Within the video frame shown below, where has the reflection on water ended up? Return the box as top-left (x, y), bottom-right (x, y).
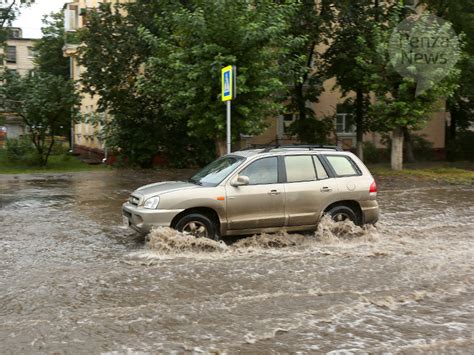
top-left (0, 170), bottom-right (473, 353)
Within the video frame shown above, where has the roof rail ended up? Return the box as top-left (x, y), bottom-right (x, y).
top-left (260, 144), bottom-right (343, 153)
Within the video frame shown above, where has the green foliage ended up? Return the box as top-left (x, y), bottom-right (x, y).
top-left (138, 0), bottom-right (287, 141)
top-left (288, 115), bottom-right (334, 144)
top-left (34, 11), bottom-right (70, 79)
top-left (279, 0), bottom-right (334, 142)
top-left (353, 3), bottom-right (462, 169)
top-left (411, 134), bottom-right (434, 161)
top-left (5, 136), bottom-right (37, 164)
top-left (0, 152), bottom-right (106, 174)
top-left (363, 141), bottom-right (389, 164)
top-left (79, 0), bottom-right (289, 167)
top-left (0, 0), bottom-right (35, 43)
top-left (364, 5), bottom-right (461, 132)
top-left (0, 71), bottom-right (80, 166)
top-left (422, 0), bottom-right (474, 142)
top-left (323, 0), bottom-right (383, 142)
top-left (446, 131), bottom-right (474, 162)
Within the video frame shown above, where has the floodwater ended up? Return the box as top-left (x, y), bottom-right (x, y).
top-left (0, 170), bottom-right (472, 354)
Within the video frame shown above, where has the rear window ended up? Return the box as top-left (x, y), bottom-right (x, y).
top-left (285, 156), bottom-right (316, 183)
top-left (325, 155), bottom-right (361, 177)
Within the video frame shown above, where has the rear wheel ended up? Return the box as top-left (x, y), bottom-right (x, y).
top-left (174, 213), bottom-right (219, 240)
top-left (326, 205), bottom-right (360, 225)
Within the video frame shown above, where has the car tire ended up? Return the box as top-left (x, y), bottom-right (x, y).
top-left (326, 205), bottom-right (361, 225)
top-left (174, 213), bottom-right (220, 240)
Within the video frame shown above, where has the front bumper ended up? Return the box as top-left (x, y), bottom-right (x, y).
top-left (360, 200), bottom-right (379, 225)
top-left (122, 202), bottom-right (184, 234)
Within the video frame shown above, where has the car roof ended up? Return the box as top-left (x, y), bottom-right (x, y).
top-left (232, 146), bottom-right (345, 158)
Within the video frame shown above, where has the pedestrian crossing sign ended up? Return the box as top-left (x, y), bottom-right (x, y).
top-left (221, 65), bottom-right (236, 101)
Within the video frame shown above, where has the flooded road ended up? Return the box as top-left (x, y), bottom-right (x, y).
top-left (0, 170), bottom-right (473, 353)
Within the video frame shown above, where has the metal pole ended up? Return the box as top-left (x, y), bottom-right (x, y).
top-left (226, 100), bottom-right (231, 154)
top-left (69, 57), bottom-right (74, 153)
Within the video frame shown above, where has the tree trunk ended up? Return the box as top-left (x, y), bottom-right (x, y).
top-left (403, 126), bottom-right (415, 163)
top-left (296, 83), bottom-right (306, 122)
top-left (355, 89), bottom-right (364, 161)
top-left (391, 127), bottom-right (404, 170)
top-left (446, 100), bottom-right (458, 161)
top-left (43, 134), bottom-right (56, 167)
top-left (448, 101), bottom-right (457, 141)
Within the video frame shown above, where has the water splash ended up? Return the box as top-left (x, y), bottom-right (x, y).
top-left (141, 215), bottom-right (380, 259)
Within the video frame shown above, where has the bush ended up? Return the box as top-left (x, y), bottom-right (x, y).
top-left (50, 140), bottom-right (70, 155)
top-left (447, 131), bottom-right (474, 162)
top-left (411, 134), bottom-right (434, 161)
top-left (288, 116), bottom-right (334, 145)
top-left (363, 141), bottom-right (389, 164)
top-left (5, 137), bottom-right (38, 164)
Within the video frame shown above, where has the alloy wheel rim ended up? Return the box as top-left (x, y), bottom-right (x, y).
top-left (333, 212), bottom-right (350, 222)
top-left (182, 221), bottom-right (208, 238)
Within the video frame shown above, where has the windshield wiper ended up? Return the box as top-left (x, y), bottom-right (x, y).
top-left (188, 178), bottom-right (202, 186)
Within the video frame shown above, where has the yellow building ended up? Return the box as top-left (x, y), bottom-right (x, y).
top-left (63, 0), bottom-right (131, 160)
top-left (0, 28), bottom-right (37, 143)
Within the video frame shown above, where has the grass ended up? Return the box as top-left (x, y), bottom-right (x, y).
top-left (0, 151), bottom-right (108, 174)
top-left (371, 163), bottom-right (474, 185)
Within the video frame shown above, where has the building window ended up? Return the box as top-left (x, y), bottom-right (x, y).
top-left (6, 46), bottom-right (16, 63)
top-left (27, 46), bottom-right (36, 58)
top-left (283, 113), bottom-right (298, 134)
top-left (336, 113), bottom-right (354, 134)
top-left (8, 28), bottom-right (22, 39)
top-left (65, 4), bottom-right (79, 32)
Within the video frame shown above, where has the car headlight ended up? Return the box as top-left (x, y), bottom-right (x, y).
top-left (143, 196), bottom-right (160, 209)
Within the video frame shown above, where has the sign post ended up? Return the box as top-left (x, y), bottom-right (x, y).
top-left (221, 65), bottom-right (236, 155)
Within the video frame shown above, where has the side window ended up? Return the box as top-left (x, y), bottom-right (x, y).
top-left (239, 157), bottom-right (278, 185)
top-left (312, 156), bottom-right (329, 180)
top-left (285, 156), bottom-right (316, 183)
top-left (325, 155), bottom-right (361, 177)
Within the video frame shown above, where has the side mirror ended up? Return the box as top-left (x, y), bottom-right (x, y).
top-left (231, 175), bottom-right (250, 187)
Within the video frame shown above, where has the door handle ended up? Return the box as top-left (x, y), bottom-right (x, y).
top-left (268, 190), bottom-right (281, 195)
top-left (320, 187), bottom-right (333, 192)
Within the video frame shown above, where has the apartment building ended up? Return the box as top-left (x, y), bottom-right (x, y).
top-left (63, 0), bottom-right (132, 159)
top-left (0, 28), bottom-right (36, 146)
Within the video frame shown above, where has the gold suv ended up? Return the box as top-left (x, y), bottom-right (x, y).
top-left (122, 145), bottom-right (379, 239)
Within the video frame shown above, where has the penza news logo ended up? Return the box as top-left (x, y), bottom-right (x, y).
top-left (388, 12), bottom-right (461, 96)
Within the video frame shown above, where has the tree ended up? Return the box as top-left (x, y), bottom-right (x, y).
top-left (0, 71), bottom-right (80, 166)
top-left (78, 2), bottom-right (165, 168)
top-left (363, 3), bottom-right (461, 170)
top-left (422, 0), bottom-right (474, 157)
top-left (280, 0), bottom-right (334, 144)
top-left (34, 11), bottom-right (70, 79)
top-left (31, 11), bottom-right (72, 144)
top-left (138, 0), bottom-right (288, 155)
top-left (323, 0), bottom-right (384, 160)
top-left (0, 0), bottom-right (34, 42)
top-left (79, 0), bottom-right (289, 166)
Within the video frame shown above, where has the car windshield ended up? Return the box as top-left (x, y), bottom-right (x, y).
top-left (189, 155), bottom-right (245, 186)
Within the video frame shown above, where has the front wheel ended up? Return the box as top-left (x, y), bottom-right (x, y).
top-left (174, 213), bottom-right (219, 240)
top-left (326, 205), bottom-right (361, 225)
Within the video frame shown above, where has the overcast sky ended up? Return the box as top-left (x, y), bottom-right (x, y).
top-left (12, 0), bottom-right (66, 39)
